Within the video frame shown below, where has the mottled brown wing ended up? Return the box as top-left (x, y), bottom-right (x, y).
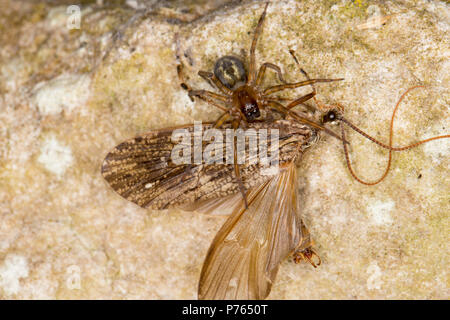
top-left (102, 121), bottom-right (313, 209)
top-left (103, 124), bottom-right (248, 209)
top-left (198, 162), bottom-right (305, 299)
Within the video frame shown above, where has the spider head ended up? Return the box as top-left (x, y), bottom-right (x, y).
top-left (241, 102), bottom-right (261, 121)
top-left (236, 88), bottom-right (260, 121)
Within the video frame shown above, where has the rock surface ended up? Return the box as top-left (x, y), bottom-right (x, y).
top-left (0, 0), bottom-right (448, 299)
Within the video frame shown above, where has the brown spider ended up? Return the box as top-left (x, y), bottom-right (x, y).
top-left (177, 2), bottom-right (344, 205)
top-left (178, 2), bottom-right (343, 134)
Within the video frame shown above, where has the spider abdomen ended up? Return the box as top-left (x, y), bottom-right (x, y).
top-left (214, 56), bottom-right (247, 90)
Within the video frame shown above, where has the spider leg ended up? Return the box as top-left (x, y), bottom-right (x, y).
top-left (263, 78), bottom-right (343, 95)
top-left (257, 51), bottom-right (316, 108)
top-left (212, 112), bottom-right (248, 206)
top-left (198, 71), bottom-right (233, 95)
top-left (213, 111), bottom-right (233, 128)
top-left (301, 68), bottom-right (343, 112)
top-left (197, 71), bottom-right (216, 90)
top-left (289, 50), bottom-right (342, 112)
top-left (176, 33), bottom-right (231, 105)
top-left (288, 49), bottom-right (318, 98)
top-left (286, 91), bottom-right (316, 110)
top-left (299, 69), bottom-right (333, 112)
top-left (232, 117), bottom-right (248, 209)
top-left (265, 100), bottom-right (347, 143)
top-left (270, 96), bottom-right (292, 102)
top-left (189, 90), bottom-right (230, 112)
top-left (255, 62), bottom-right (286, 87)
top-left (248, 2), bottom-right (270, 84)
top-left (189, 89), bottom-right (228, 102)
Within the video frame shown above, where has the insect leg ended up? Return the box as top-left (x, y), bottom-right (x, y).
top-left (255, 62), bottom-right (286, 87)
top-left (248, 2), bottom-right (270, 84)
top-left (198, 71), bottom-right (233, 96)
top-left (293, 247), bottom-right (322, 268)
top-left (292, 221), bottom-right (321, 268)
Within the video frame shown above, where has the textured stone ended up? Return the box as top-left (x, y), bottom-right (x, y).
top-left (0, 0), bottom-right (448, 299)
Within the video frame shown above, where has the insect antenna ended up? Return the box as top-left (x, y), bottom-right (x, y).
top-left (335, 85), bottom-right (449, 185)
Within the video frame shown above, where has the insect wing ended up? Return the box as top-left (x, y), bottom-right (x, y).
top-left (101, 124), bottom-right (267, 209)
top-left (102, 121), bottom-right (309, 210)
top-left (180, 193), bottom-right (243, 216)
top-left (101, 125), bottom-right (196, 208)
top-left (198, 162), bottom-right (304, 299)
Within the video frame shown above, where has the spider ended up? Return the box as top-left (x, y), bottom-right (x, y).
top-left (178, 2), bottom-right (343, 133)
top-left (176, 2), bottom-right (344, 205)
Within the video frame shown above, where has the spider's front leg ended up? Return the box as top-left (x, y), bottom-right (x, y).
top-left (210, 109), bottom-right (248, 206)
top-left (254, 62), bottom-right (286, 87)
top-left (188, 90), bottom-right (230, 112)
top-left (248, 2), bottom-right (270, 83)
